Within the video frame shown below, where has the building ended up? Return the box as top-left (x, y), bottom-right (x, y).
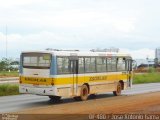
top-left (155, 48), bottom-right (160, 64)
top-left (135, 59), bottom-right (154, 68)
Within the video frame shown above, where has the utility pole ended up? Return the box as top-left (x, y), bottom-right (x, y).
top-left (6, 25), bottom-right (8, 58)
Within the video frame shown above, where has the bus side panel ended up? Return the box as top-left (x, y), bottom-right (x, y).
top-left (88, 73), bottom-right (117, 94)
top-left (76, 73), bottom-right (117, 95)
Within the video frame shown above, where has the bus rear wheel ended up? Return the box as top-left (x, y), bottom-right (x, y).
top-left (73, 96), bottom-right (81, 101)
top-left (80, 84), bottom-right (89, 101)
top-left (113, 82), bottom-right (122, 96)
top-left (89, 94), bottom-right (96, 99)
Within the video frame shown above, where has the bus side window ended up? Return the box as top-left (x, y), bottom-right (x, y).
top-left (111, 58), bottom-right (117, 72)
top-left (107, 58), bottom-right (112, 71)
top-left (117, 58), bottom-right (126, 71)
top-left (78, 57), bottom-right (84, 73)
top-left (85, 57), bottom-right (96, 73)
top-left (107, 57), bottom-right (117, 72)
top-left (96, 57), bottom-right (106, 72)
top-left (57, 57), bottom-right (70, 74)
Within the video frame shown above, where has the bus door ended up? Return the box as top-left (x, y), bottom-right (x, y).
top-left (69, 57), bottom-right (78, 96)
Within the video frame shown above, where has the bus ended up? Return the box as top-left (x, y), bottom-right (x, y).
top-left (19, 49), bottom-right (132, 101)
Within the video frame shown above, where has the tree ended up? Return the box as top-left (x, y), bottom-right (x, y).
top-left (0, 58), bottom-right (8, 71)
top-left (0, 58), bottom-right (16, 71)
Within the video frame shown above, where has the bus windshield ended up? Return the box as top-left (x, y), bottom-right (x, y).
top-left (22, 53), bottom-right (51, 69)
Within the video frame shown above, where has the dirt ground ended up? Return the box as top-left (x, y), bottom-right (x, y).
top-left (14, 92), bottom-right (160, 120)
top-left (19, 92), bottom-right (160, 114)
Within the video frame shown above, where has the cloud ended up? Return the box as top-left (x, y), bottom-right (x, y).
top-left (0, 0), bottom-right (43, 8)
top-left (0, 0), bottom-right (160, 59)
top-left (119, 48), bottom-right (155, 59)
top-left (0, 0), bottom-right (138, 32)
top-left (0, 32), bottom-right (156, 59)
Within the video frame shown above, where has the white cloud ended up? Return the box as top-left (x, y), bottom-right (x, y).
top-left (120, 48), bottom-right (155, 59)
top-left (0, 32), bottom-right (156, 59)
top-left (0, 0), bottom-right (138, 32)
top-left (0, 0), bottom-right (160, 59)
top-left (0, 0), bottom-right (43, 8)
top-left (112, 17), bottom-right (136, 33)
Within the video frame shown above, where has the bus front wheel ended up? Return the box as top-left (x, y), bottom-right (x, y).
top-left (113, 82), bottom-right (122, 96)
top-left (80, 84), bottom-right (89, 101)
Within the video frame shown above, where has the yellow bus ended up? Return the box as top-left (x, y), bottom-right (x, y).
top-left (19, 49), bottom-right (132, 101)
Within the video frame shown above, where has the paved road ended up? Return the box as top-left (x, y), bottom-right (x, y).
top-left (0, 77), bottom-right (19, 84)
top-left (0, 77), bottom-right (19, 81)
top-left (0, 83), bottom-right (159, 113)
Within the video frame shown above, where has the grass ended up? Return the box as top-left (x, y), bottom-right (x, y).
top-left (0, 84), bottom-right (19, 96)
top-left (133, 72), bottom-right (160, 84)
top-left (0, 71), bottom-right (19, 77)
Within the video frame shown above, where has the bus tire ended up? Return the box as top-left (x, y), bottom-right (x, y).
top-left (80, 84), bottom-right (89, 101)
top-left (89, 94), bottom-right (96, 99)
top-left (113, 82), bottom-right (122, 96)
top-left (49, 96), bottom-right (61, 103)
top-left (73, 96), bottom-right (81, 101)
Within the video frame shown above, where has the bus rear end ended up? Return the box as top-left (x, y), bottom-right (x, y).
top-left (19, 52), bottom-right (55, 96)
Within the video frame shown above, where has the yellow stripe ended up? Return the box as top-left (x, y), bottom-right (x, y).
top-left (20, 73), bottom-right (130, 85)
top-left (20, 76), bottom-right (52, 85)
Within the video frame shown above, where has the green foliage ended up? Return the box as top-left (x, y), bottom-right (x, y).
top-left (133, 72), bottom-right (160, 84)
top-left (0, 58), bottom-right (9, 71)
top-left (0, 84), bottom-right (19, 96)
top-left (148, 67), bottom-right (155, 73)
top-left (0, 58), bottom-right (19, 71)
top-left (0, 71), bottom-right (19, 77)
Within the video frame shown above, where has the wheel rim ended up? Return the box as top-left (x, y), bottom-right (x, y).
top-left (83, 88), bottom-right (87, 96)
top-left (81, 85), bottom-right (89, 100)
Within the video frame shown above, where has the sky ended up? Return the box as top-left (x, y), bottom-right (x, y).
top-left (0, 0), bottom-right (160, 59)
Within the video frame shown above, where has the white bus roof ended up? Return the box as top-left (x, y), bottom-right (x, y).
top-left (22, 50), bottom-right (131, 58)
